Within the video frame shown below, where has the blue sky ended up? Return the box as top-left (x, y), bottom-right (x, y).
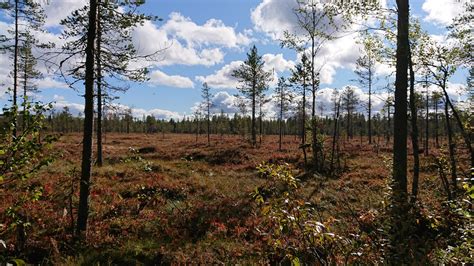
top-left (0, 0), bottom-right (470, 119)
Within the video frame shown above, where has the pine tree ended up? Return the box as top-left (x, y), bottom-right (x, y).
top-left (1, 0), bottom-right (49, 136)
top-left (201, 82), bottom-right (213, 146)
top-left (273, 77), bottom-right (292, 151)
top-left (60, 0), bottom-right (155, 166)
top-left (232, 45), bottom-right (272, 147)
top-left (290, 53), bottom-right (311, 165)
top-left (341, 86), bottom-right (359, 140)
top-left (18, 32), bottom-right (42, 130)
top-left (354, 35), bottom-right (381, 144)
top-left (76, 0), bottom-right (97, 236)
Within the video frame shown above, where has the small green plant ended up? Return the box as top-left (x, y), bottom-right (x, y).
top-left (436, 183), bottom-right (474, 264)
top-left (252, 163), bottom-right (337, 264)
top-left (0, 100), bottom-right (57, 258)
top-left (123, 147), bottom-right (153, 172)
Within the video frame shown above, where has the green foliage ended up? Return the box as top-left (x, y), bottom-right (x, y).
top-left (123, 147), bottom-right (153, 172)
top-left (436, 183), bottom-right (474, 264)
top-left (0, 101), bottom-right (57, 181)
top-left (0, 100), bottom-right (57, 259)
top-left (252, 163), bottom-right (336, 264)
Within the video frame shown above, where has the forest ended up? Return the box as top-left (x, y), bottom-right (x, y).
top-left (0, 0), bottom-right (472, 264)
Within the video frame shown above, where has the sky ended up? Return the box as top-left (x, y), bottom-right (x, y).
top-left (0, 0), bottom-right (470, 120)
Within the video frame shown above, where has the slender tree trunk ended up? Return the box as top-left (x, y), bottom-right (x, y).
top-left (408, 51), bottom-right (420, 201)
top-left (368, 75), bottom-right (372, 144)
top-left (207, 104), bottom-right (210, 146)
top-left (424, 79), bottom-right (429, 156)
top-left (22, 54), bottom-right (28, 131)
top-left (310, 7), bottom-right (320, 171)
top-left (443, 86), bottom-right (473, 168)
top-left (196, 117), bottom-right (200, 143)
top-left (279, 94), bottom-right (283, 151)
top-left (76, 0), bottom-right (98, 235)
top-left (259, 104), bottom-right (263, 145)
top-left (96, 0), bottom-right (103, 167)
top-left (302, 83), bottom-right (307, 166)
top-left (330, 99), bottom-right (340, 175)
top-left (444, 95), bottom-right (457, 192)
top-left (12, 0), bottom-right (19, 137)
top-left (387, 105), bottom-right (391, 144)
top-left (251, 90), bottom-right (256, 147)
top-left (435, 101), bottom-right (439, 148)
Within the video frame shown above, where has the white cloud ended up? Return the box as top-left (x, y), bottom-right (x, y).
top-left (128, 107), bottom-right (182, 120)
top-left (162, 12), bottom-right (252, 49)
top-left (196, 53), bottom-right (293, 89)
top-left (36, 77), bottom-right (69, 90)
top-left (251, 0), bottom-right (300, 40)
top-left (250, 0), bottom-right (358, 84)
top-left (262, 53), bottom-right (294, 73)
top-left (195, 61), bottom-right (243, 89)
top-left (42, 0), bottom-right (88, 28)
top-left (422, 0), bottom-right (467, 26)
top-left (51, 96), bottom-right (85, 116)
top-left (132, 21), bottom-right (225, 67)
top-left (132, 11), bottom-right (252, 68)
top-left (50, 97), bottom-right (183, 120)
top-left (148, 70), bottom-right (194, 89)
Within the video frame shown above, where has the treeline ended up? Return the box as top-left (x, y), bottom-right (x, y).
top-left (41, 103), bottom-right (466, 148)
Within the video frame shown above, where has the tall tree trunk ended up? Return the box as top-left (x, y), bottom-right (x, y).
top-left (96, 0), bottom-right (103, 167)
top-left (76, 0), bottom-right (98, 235)
top-left (387, 104), bottom-right (392, 144)
top-left (259, 104), bottom-right (263, 145)
top-left (310, 7), bottom-right (321, 171)
top-left (390, 0), bottom-right (409, 261)
top-left (13, 0), bottom-right (19, 137)
top-left (22, 53), bottom-right (28, 131)
top-left (279, 94), bottom-right (283, 151)
top-left (251, 90), bottom-right (256, 147)
top-left (444, 95), bottom-right (457, 192)
top-left (207, 104), bottom-right (210, 146)
top-left (330, 99), bottom-right (340, 176)
top-left (302, 82), bottom-right (307, 166)
top-left (408, 51), bottom-right (420, 202)
top-left (424, 78), bottom-right (429, 156)
top-left (443, 86), bottom-right (473, 168)
top-left (368, 67), bottom-right (372, 144)
top-left (435, 100), bottom-right (439, 148)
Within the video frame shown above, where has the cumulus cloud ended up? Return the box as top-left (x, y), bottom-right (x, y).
top-left (195, 61), bottom-right (243, 89)
top-left (251, 0), bottom-right (357, 84)
top-left (262, 53), bottom-right (294, 73)
top-left (51, 95), bottom-right (86, 116)
top-left (189, 84), bottom-right (390, 120)
top-left (132, 21), bottom-right (225, 67)
top-left (148, 70), bottom-right (194, 89)
top-left (422, 0), bottom-right (467, 26)
top-left (162, 12), bottom-right (252, 49)
top-left (196, 53), bottom-right (293, 89)
top-left (251, 0), bottom-right (300, 40)
top-left (36, 77), bottom-right (69, 90)
top-left (126, 107), bottom-right (183, 120)
top-left (251, 0), bottom-right (394, 85)
top-left (132, 11), bottom-right (252, 68)
top-left (50, 96), bottom-right (183, 120)
top-left (42, 0), bottom-right (88, 28)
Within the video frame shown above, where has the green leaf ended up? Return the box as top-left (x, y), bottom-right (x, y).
top-left (9, 259), bottom-right (27, 266)
top-left (291, 257), bottom-right (301, 266)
